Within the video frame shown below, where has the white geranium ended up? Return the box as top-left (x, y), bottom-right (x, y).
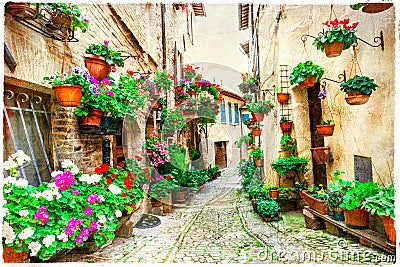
top-left (4, 176), bottom-right (17, 185)
top-left (15, 179), bottom-right (28, 187)
top-left (18, 227), bottom-right (34, 240)
top-left (3, 159), bottom-right (18, 170)
top-left (43, 235), bottom-right (56, 248)
top-left (70, 165), bottom-right (80, 175)
top-left (98, 215), bottom-right (107, 224)
top-left (61, 159), bottom-right (74, 169)
top-left (79, 174), bottom-right (90, 183)
top-left (115, 210), bottom-right (122, 218)
top-left (90, 174), bottom-right (101, 184)
top-left (47, 182), bottom-right (58, 191)
top-left (3, 208), bottom-right (10, 215)
top-left (39, 190), bottom-right (54, 201)
top-left (57, 232), bottom-right (69, 242)
top-left (4, 187), bottom-right (12, 193)
top-left (28, 241), bottom-right (41, 256)
top-left (19, 210), bottom-right (30, 217)
top-left (51, 170), bottom-right (63, 178)
top-left (108, 184), bottom-right (122, 195)
top-left (12, 150), bottom-right (31, 166)
top-left (2, 222), bottom-right (15, 244)
top-left (98, 195), bottom-right (105, 202)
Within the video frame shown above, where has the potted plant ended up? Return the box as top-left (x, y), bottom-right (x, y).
top-left (312, 18), bottom-right (358, 57)
top-left (245, 100), bottom-right (274, 122)
top-left (154, 71), bottom-right (174, 92)
top-left (249, 147), bottom-right (264, 167)
top-left (243, 93), bottom-right (253, 103)
top-left (279, 117), bottom-right (293, 132)
top-left (275, 87), bottom-right (290, 103)
top-left (300, 184), bottom-right (329, 215)
top-left (249, 123), bottom-right (262, 136)
top-left (262, 183), bottom-right (279, 199)
top-left (5, 2), bottom-right (35, 19)
top-left (243, 118), bottom-right (255, 129)
top-left (43, 67), bottom-right (91, 107)
top-left (340, 75), bottom-right (378, 105)
top-left (339, 180), bottom-right (381, 228)
top-left (176, 89), bottom-right (190, 104)
top-left (280, 135), bottom-right (297, 155)
top-left (323, 171), bottom-right (346, 221)
top-left (160, 107), bottom-right (187, 138)
top-left (317, 119), bottom-right (335, 137)
top-left (238, 75), bottom-right (258, 94)
top-left (235, 135), bottom-right (255, 149)
top-left (181, 97), bottom-right (198, 119)
top-left (362, 184), bottom-right (395, 246)
top-left (256, 198), bottom-right (281, 222)
top-left (85, 41), bottom-right (125, 82)
top-left (271, 156), bottom-right (309, 178)
top-left (350, 3), bottom-right (393, 14)
top-left (310, 146), bottom-right (330, 164)
top-left (289, 60), bottom-right (324, 88)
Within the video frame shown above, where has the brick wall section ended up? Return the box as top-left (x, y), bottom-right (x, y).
top-left (51, 105), bottom-right (103, 173)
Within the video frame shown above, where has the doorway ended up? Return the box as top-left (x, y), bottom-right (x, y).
top-left (214, 141), bottom-right (227, 169)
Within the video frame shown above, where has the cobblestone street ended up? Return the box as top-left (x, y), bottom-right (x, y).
top-left (56, 168), bottom-right (395, 264)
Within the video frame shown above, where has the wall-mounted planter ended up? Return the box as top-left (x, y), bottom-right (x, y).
top-left (251, 128), bottom-right (262, 136)
top-left (79, 108), bottom-right (103, 128)
top-left (310, 147), bottom-right (330, 164)
top-left (53, 84), bottom-right (82, 107)
top-left (252, 112), bottom-right (264, 122)
top-left (323, 41), bottom-right (344, 58)
top-left (277, 92), bottom-right (290, 103)
top-left (85, 54), bottom-right (111, 82)
top-left (298, 76), bottom-right (316, 88)
top-left (317, 124), bottom-right (335, 136)
top-left (345, 92), bottom-right (370, 105)
top-left (280, 121), bottom-right (293, 132)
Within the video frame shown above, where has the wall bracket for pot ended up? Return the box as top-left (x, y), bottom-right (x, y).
top-left (320, 70), bottom-right (346, 87)
top-left (300, 31), bottom-right (384, 51)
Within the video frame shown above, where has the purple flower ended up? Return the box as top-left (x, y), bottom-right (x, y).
top-left (65, 217), bottom-right (80, 236)
top-left (89, 76), bottom-right (99, 84)
top-left (73, 67), bottom-right (81, 75)
top-left (86, 193), bottom-right (102, 204)
top-left (106, 91), bottom-right (114, 97)
top-left (89, 220), bottom-right (98, 232)
top-left (104, 40), bottom-right (109, 46)
top-left (75, 227), bottom-right (90, 245)
top-left (71, 189), bottom-right (80, 195)
top-left (54, 171), bottom-right (75, 190)
top-left (49, 75), bottom-right (55, 80)
top-left (93, 87), bottom-right (100, 97)
top-left (83, 71), bottom-right (90, 78)
top-left (84, 206), bottom-right (93, 217)
top-left (318, 89), bottom-right (327, 99)
top-left (34, 206), bottom-right (49, 224)
top-left (101, 78), bottom-right (111, 85)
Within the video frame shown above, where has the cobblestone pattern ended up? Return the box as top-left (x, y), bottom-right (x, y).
top-left (54, 168), bottom-right (396, 264)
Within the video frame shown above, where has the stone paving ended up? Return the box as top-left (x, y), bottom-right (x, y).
top-left (55, 168), bottom-right (396, 264)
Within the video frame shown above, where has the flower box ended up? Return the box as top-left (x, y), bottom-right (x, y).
top-left (300, 190), bottom-right (329, 215)
top-left (316, 124), bottom-right (335, 136)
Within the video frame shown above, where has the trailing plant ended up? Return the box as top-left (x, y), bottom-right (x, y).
top-left (271, 156), bottom-right (309, 177)
top-left (237, 158), bottom-right (256, 190)
top-left (339, 75), bottom-right (378, 95)
top-left (85, 41), bottom-right (124, 67)
top-left (235, 135), bottom-right (255, 148)
top-left (289, 60), bottom-right (324, 85)
top-left (154, 71), bottom-right (174, 92)
top-left (238, 75), bottom-right (258, 93)
top-left (256, 198), bottom-right (280, 218)
top-left (160, 107), bottom-right (187, 136)
top-left (362, 184), bottom-right (395, 219)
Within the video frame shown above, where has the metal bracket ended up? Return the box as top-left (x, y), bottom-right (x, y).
top-left (320, 70), bottom-right (346, 87)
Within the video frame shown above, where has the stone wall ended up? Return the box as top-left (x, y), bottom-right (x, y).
top-left (255, 4), bottom-right (396, 185)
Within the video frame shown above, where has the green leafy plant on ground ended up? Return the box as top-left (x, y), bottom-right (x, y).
top-left (256, 198), bottom-right (280, 218)
top-left (362, 184), bottom-right (395, 219)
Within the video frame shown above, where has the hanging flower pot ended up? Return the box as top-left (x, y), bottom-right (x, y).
top-left (361, 3), bottom-right (393, 14)
top-left (280, 120), bottom-right (293, 132)
top-left (252, 112), bottom-right (264, 122)
top-left (381, 215), bottom-right (396, 247)
top-left (317, 124), bottom-right (335, 136)
top-left (254, 158), bottom-right (264, 167)
top-left (53, 84), bottom-right (82, 107)
top-left (269, 189), bottom-right (279, 199)
top-left (345, 92), bottom-right (370, 105)
top-left (252, 128), bottom-right (262, 136)
top-left (277, 92), bottom-right (290, 103)
top-left (79, 108), bottom-right (103, 127)
top-left (84, 54), bottom-right (112, 82)
top-left (50, 9), bottom-right (72, 32)
top-left (298, 76), bottom-right (317, 88)
top-left (310, 147), bottom-right (330, 164)
top-left (343, 208), bottom-right (369, 228)
top-left (323, 41), bottom-right (345, 58)
top-left (5, 2), bottom-right (35, 18)
top-left (100, 115), bottom-right (123, 135)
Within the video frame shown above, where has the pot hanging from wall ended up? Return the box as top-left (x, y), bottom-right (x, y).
top-left (53, 84), bottom-right (82, 107)
top-left (310, 147), bottom-right (330, 164)
top-left (345, 92), bottom-right (370, 105)
top-left (323, 41), bottom-right (344, 58)
top-left (79, 108), bottom-right (103, 128)
top-left (85, 54), bottom-right (111, 82)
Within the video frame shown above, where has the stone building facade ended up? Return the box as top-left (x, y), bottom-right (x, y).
top-left (248, 4), bottom-right (396, 186)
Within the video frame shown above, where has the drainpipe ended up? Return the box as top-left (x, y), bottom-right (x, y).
top-left (161, 3), bottom-right (167, 71)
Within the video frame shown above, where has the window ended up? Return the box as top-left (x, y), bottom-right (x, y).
top-left (220, 101), bottom-right (226, 123)
top-left (228, 102), bottom-right (232, 124)
top-left (234, 103), bottom-right (240, 124)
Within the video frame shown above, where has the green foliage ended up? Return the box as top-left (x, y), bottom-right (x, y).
top-left (160, 107), bottom-right (187, 136)
top-left (306, 184), bottom-right (326, 200)
top-left (362, 184), bottom-right (395, 219)
top-left (289, 60), bottom-right (324, 85)
top-left (262, 183), bottom-right (278, 191)
top-left (248, 182), bottom-right (266, 200)
top-left (43, 68), bottom-right (91, 87)
top-left (189, 147), bottom-right (201, 161)
top-left (243, 94), bottom-right (253, 100)
top-left (183, 170), bottom-right (210, 189)
top-left (235, 135), bottom-right (255, 148)
top-left (249, 147), bottom-right (264, 160)
top-left (237, 158), bottom-right (256, 190)
top-left (245, 100), bottom-right (274, 114)
top-left (280, 116), bottom-right (290, 123)
top-left (322, 170), bottom-right (346, 210)
top-left (312, 26), bottom-right (358, 52)
top-left (339, 181), bottom-right (381, 211)
top-left (238, 75), bottom-right (258, 93)
top-left (320, 119), bottom-right (333, 125)
top-left (256, 199), bottom-right (280, 218)
top-left (154, 71), bottom-right (173, 92)
top-left (40, 3), bottom-right (89, 33)
top-left (271, 156), bottom-right (309, 177)
top-left (278, 187), bottom-right (300, 200)
top-left (350, 3), bottom-right (363, 10)
top-left (280, 135), bottom-right (297, 153)
top-left (85, 42), bottom-right (124, 67)
top-left (340, 75), bottom-right (378, 96)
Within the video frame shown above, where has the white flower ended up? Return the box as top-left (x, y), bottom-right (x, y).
top-left (3, 159), bottom-right (18, 170)
top-left (98, 195), bottom-right (105, 202)
top-left (70, 165), bottom-right (80, 175)
top-left (19, 210), bottom-right (30, 217)
top-left (115, 210), bottom-right (122, 218)
top-left (57, 232), bottom-right (69, 242)
top-left (4, 187), bottom-right (12, 193)
top-left (11, 150), bottom-right (31, 166)
top-left (28, 241), bottom-right (41, 256)
top-left (90, 174), bottom-right (101, 184)
top-left (2, 222), bottom-right (15, 244)
top-left (43, 235), bottom-right (56, 248)
top-left (47, 182), bottom-right (58, 191)
top-left (98, 215), bottom-right (107, 224)
top-left (4, 176), bottom-right (17, 185)
top-left (61, 159), bottom-right (74, 169)
top-left (79, 174), bottom-right (90, 183)
top-left (15, 179), bottom-right (28, 187)
top-left (55, 193), bottom-right (62, 200)
top-left (18, 227), bottom-right (34, 240)
top-left (108, 184), bottom-right (122, 195)
top-left (39, 190), bottom-right (54, 201)
top-left (51, 170), bottom-right (63, 178)
top-left (3, 208), bottom-right (9, 215)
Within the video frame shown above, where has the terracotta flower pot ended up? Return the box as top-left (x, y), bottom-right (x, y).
top-left (51, 10), bottom-right (72, 31)
top-left (345, 92), bottom-right (370, 105)
top-left (176, 190), bottom-right (187, 202)
top-left (2, 245), bottom-right (29, 263)
top-left (310, 147), bottom-right (330, 164)
top-left (254, 158), bottom-right (264, 167)
top-left (252, 128), bottom-right (262, 136)
top-left (323, 41), bottom-right (344, 58)
top-left (298, 76), bottom-right (316, 88)
top-left (381, 215), bottom-right (396, 246)
top-left (85, 54), bottom-right (111, 82)
top-left (316, 124), bottom-right (335, 136)
top-left (79, 108), bottom-right (103, 127)
top-left (53, 84), bottom-right (82, 107)
top-left (5, 2), bottom-right (35, 18)
top-left (252, 112), bottom-right (264, 122)
top-left (280, 121), bottom-right (293, 132)
top-left (269, 189), bottom-right (279, 199)
top-left (343, 208), bottom-right (369, 228)
top-left (300, 190), bottom-right (329, 215)
top-left (277, 92), bottom-right (290, 103)
top-left (361, 3), bottom-right (393, 14)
